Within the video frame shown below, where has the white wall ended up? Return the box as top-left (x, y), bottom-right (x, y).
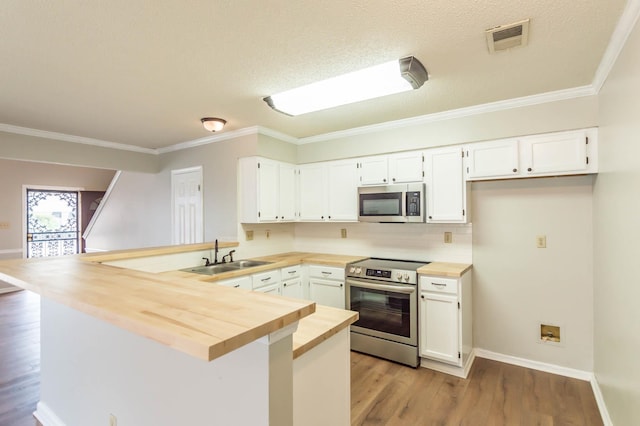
top-left (472, 176), bottom-right (594, 371)
top-left (85, 171), bottom-right (171, 251)
top-left (593, 11), bottom-right (640, 425)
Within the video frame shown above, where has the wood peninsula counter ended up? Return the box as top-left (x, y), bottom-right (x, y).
top-left (0, 243), bottom-right (361, 426)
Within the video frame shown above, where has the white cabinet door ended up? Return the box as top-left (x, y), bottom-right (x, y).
top-left (358, 156), bottom-right (388, 185)
top-left (521, 130), bottom-right (589, 176)
top-left (278, 162), bottom-right (297, 221)
top-left (282, 278), bottom-right (303, 299)
top-left (309, 278), bottom-right (345, 309)
top-left (465, 139), bottom-right (519, 180)
top-left (298, 163), bottom-right (327, 221)
top-left (388, 151), bottom-right (423, 183)
top-left (425, 147), bottom-right (467, 223)
top-left (254, 282), bottom-right (281, 295)
top-left (419, 291), bottom-right (460, 366)
top-left (327, 159), bottom-right (359, 221)
top-left (256, 158), bottom-right (280, 221)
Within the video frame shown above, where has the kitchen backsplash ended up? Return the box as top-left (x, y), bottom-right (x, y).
top-left (235, 222), bottom-right (472, 263)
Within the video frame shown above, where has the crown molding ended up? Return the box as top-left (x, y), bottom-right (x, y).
top-left (592, 0), bottom-right (640, 93)
top-left (157, 126), bottom-right (263, 154)
top-left (297, 85), bottom-right (597, 144)
top-left (0, 123), bottom-right (157, 155)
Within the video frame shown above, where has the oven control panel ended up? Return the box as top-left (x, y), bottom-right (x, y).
top-left (347, 265), bottom-right (418, 284)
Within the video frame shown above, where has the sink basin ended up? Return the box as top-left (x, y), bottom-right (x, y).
top-left (180, 260), bottom-right (273, 275)
top-left (181, 264), bottom-right (241, 275)
top-left (226, 260), bottom-right (272, 268)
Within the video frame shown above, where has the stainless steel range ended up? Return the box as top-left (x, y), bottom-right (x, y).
top-left (346, 258), bottom-right (429, 367)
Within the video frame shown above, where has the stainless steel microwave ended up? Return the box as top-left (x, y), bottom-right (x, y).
top-left (358, 183), bottom-right (425, 223)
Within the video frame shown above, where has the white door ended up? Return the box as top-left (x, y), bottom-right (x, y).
top-left (171, 167), bottom-right (203, 245)
top-left (257, 158), bottom-right (279, 221)
top-left (282, 278), bottom-right (303, 298)
top-left (298, 164), bottom-right (327, 221)
top-left (521, 131), bottom-right (589, 176)
top-left (278, 162), bottom-right (297, 221)
top-left (425, 147), bottom-right (466, 223)
top-left (419, 292), bottom-right (460, 366)
top-left (327, 159), bottom-right (359, 221)
top-left (358, 156), bottom-right (388, 185)
top-left (388, 151), bottom-right (423, 183)
top-left (465, 139), bottom-right (520, 180)
top-left (309, 278), bottom-right (345, 309)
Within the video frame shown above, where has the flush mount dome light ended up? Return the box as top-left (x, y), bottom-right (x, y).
top-left (263, 56), bottom-right (428, 116)
top-left (201, 117), bottom-right (227, 132)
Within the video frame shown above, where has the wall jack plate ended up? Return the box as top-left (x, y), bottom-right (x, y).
top-left (444, 232), bottom-right (453, 244)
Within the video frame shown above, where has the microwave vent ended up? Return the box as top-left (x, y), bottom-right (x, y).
top-left (486, 19), bottom-right (530, 53)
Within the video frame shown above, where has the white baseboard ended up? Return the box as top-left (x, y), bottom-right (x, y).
top-left (474, 348), bottom-right (612, 425)
top-left (34, 402), bottom-right (66, 426)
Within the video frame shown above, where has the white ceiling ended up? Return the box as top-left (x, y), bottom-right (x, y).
top-left (0, 1), bottom-right (630, 150)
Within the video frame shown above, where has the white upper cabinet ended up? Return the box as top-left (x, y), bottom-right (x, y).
top-left (327, 159), bottom-right (359, 221)
top-left (465, 139), bottom-right (520, 180)
top-left (358, 155), bottom-right (388, 185)
top-left (465, 128), bottom-right (597, 181)
top-left (424, 146), bottom-right (468, 223)
top-left (521, 129), bottom-right (592, 176)
top-left (238, 157), bottom-right (297, 223)
top-left (388, 151), bottom-right (424, 183)
top-left (278, 162), bottom-right (297, 221)
top-left (298, 163), bottom-right (328, 221)
top-left (358, 151), bottom-right (423, 185)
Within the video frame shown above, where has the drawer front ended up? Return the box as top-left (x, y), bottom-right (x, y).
top-left (308, 265), bottom-right (345, 280)
top-left (252, 270), bottom-right (281, 289)
top-left (420, 276), bottom-right (459, 295)
top-left (281, 265), bottom-right (301, 280)
top-left (218, 276), bottom-right (252, 290)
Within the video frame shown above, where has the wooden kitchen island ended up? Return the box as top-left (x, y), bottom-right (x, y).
top-left (0, 244), bottom-right (359, 426)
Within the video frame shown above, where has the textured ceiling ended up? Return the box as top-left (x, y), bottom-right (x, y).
top-left (0, 1), bottom-right (628, 149)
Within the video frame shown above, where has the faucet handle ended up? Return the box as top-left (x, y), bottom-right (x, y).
top-left (229, 250), bottom-right (236, 262)
top-left (202, 257), bottom-right (211, 266)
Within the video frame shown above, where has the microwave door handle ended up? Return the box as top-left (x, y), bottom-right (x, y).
top-left (402, 191), bottom-right (408, 217)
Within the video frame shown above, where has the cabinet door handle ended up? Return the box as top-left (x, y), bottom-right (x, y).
top-left (283, 283), bottom-right (287, 287)
top-left (392, 178), bottom-right (396, 182)
top-left (421, 295), bottom-right (425, 299)
top-left (234, 285), bottom-right (240, 288)
top-left (340, 283), bottom-right (343, 287)
top-left (512, 168), bottom-right (518, 173)
top-left (261, 277), bottom-right (271, 282)
top-left (527, 167), bottom-right (532, 172)
top-left (431, 282), bottom-right (446, 287)
top-left (383, 178), bottom-right (387, 182)
top-left (288, 271), bottom-right (296, 274)
top-left (321, 271), bottom-right (332, 276)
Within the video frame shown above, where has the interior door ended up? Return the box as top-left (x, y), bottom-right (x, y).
top-left (171, 167), bottom-right (203, 245)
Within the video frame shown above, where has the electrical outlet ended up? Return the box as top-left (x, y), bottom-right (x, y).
top-left (0, 222), bottom-right (9, 230)
top-left (536, 235), bottom-right (547, 248)
top-left (109, 414), bottom-right (117, 426)
top-left (340, 228), bottom-right (347, 238)
top-left (444, 232), bottom-right (452, 244)
top-left (540, 324), bottom-right (560, 343)
top-left (245, 230), bottom-right (254, 241)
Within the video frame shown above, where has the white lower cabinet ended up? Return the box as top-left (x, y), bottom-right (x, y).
top-left (308, 265), bottom-right (345, 309)
top-left (252, 269), bottom-right (281, 295)
top-left (281, 265), bottom-right (303, 299)
top-left (419, 272), bottom-right (472, 376)
top-left (216, 276), bottom-right (252, 290)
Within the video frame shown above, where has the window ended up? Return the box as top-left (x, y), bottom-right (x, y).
top-left (26, 189), bottom-right (79, 258)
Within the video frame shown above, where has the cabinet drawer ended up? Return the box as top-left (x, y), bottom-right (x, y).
top-left (217, 276), bottom-right (252, 290)
top-left (281, 265), bottom-right (301, 279)
top-left (308, 265), bottom-right (345, 280)
top-left (252, 270), bottom-right (281, 289)
top-left (420, 276), bottom-right (458, 295)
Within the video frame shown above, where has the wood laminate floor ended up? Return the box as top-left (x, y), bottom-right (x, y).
top-left (0, 290), bottom-right (603, 426)
top-left (0, 290), bottom-right (40, 426)
top-left (351, 351), bottom-right (603, 426)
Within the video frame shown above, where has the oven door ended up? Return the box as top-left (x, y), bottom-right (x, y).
top-left (347, 277), bottom-right (417, 346)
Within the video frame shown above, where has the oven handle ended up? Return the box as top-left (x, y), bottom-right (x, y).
top-left (347, 278), bottom-right (416, 295)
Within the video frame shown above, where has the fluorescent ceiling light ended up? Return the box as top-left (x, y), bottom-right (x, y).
top-left (264, 56), bottom-right (428, 116)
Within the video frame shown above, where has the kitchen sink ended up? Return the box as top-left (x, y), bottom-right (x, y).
top-left (180, 260), bottom-right (272, 275)
top-left (226, 260), bottom-right (272, 268)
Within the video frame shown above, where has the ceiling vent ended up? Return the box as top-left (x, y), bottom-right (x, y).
top-left (485, 19), bottom-right (530, 53)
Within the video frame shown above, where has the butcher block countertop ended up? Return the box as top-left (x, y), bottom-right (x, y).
top-left (417, 262), bottom-right (473, 278)
top-left (292, 305), bottom-right (357, 359)
top-left (0, 254), bottom-right (315, 362)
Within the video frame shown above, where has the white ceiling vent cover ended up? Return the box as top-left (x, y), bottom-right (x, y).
top-left (486, 19), bottom-right (530, 53)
